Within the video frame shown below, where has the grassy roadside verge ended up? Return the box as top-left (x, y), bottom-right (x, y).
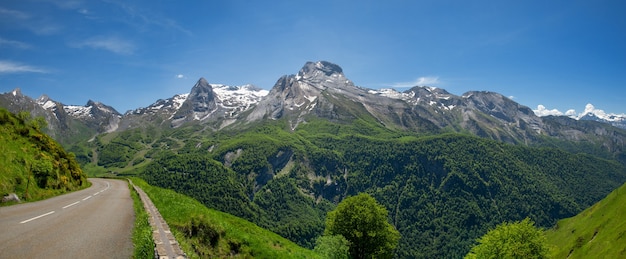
top-left (130, 177), bottom-right (320, 258)
top-left (128, 180), bottom-right (154, 258)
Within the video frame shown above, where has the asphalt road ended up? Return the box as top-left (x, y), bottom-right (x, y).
top-left (0, 178), bottom-right (134, 258)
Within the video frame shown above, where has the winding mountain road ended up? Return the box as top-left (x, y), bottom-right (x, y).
top-left (0, 178), bottom-right (133, 258)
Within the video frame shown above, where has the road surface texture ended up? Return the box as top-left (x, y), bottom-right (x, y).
top-left (0, 178), bottom-right (133, 258)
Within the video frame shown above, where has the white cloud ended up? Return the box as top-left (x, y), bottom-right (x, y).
top-left (73, 36), bottom-right (135, 54)
top-left (389, 76), bottom-right (440, 88)
top-left (0, 60), bottom-right (48, 74)
top-left (583, 103), bottom-right (607, 117)
top-left (508, 96), bottom-right (515, 100)
top-left (176, 74), bottom-right (185, 79)
top-left (533, 104), bottom-right (564, 117)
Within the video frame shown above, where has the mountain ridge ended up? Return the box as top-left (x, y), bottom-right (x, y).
top-left (1, 61), bottom-right (625, 154)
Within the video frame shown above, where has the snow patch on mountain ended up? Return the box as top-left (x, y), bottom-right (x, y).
top-left (172, 93), bottom-right (189, 108)
top-left (64, 105), bottom-right (93, 118)
top-left (368, 88), bottom-right (412, 100)
top-left (213, 84), bottom-right (269, 111)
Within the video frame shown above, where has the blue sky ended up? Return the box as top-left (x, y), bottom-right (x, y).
top-left (1, 0), bottom-right (624, 115)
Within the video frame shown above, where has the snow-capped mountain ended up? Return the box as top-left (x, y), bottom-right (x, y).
top-left (1, 61), bottom-right (624, 149)
top-left (121, 77), bottom-right (268, 129)
top-left (577, 104), bottom-right (626, 129)
top-left (534, 103), bottom-right (626, 129)
top-left (0, 89), bottom-right (122, 144)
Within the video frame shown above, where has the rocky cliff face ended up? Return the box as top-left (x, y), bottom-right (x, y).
top-left (170, 78), bottom-right (218, 127)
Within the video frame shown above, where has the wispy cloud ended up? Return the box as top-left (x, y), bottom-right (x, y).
top-left (0, 38), bottom-right (31, 49)
top-left (0, 7), bottom-right (62, 35)
top-left (46, 0), bottom-right (84, 10)
top-left (72, 36), bottom-right (135, 55)
top-left (0, 7), bottom-right (31, 20)
top-left (0, 60), bottom-right (48, 74)
top-left (388, 76), bottom-right (441, 88)
top-left (103, 0), bottom-right (192, 36)
top-left (176, 74), bottom-right (185, 79)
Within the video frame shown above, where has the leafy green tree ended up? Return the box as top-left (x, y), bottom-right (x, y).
top-left (325, 193), bottom-right (400, 259)
top-left (314, 235), bottom-right (350, 259)
top-left (465, 218), bottom-right (549, 259)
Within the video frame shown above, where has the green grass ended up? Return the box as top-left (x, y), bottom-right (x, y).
top-left (546, 182), bottom-right (626, 258)
top-left (0, 109), bottom-right (90, 205)
top-left (131, 178), bottom-right (321, 258)
top-left (128, 181), bottom-right (154, 259)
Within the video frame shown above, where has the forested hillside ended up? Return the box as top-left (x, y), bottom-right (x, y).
top-left (129, 118), bottom-right (626, 258)
top-left (0, 108), bottom-right (89, 204)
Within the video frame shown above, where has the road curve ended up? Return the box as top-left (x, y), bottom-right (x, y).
top-left (0, 178), bottom-right (133, 258)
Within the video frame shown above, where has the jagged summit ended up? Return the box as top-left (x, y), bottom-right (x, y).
top-left (292, 61), bottom-right (355, 91)
top-left (188, 77), bottom-right (217, 113)
top-left (10, 88), bottom-right (22, 96)
top-left (297, 61), bottom-right (343, 78)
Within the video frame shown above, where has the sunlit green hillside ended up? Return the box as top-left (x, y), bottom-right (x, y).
top-left (131, 178), bottom-right (320, 258)
top-left (546, 182), bottom-right (626, 258)
top-left (0, 108), bottom-right (89, 204)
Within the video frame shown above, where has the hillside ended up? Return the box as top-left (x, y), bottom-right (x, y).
top-left (0, 108), bottom-right (89, 204)
top-left (132, 178), bottom-right (320, 258)
top-left (132, 119), bottom-right (626, 258)
top-left (546, 181), bottom-right (626, 258)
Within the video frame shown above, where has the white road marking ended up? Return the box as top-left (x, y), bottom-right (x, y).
top-left (82, 196), bottom-right (92, 201)
top-left (20, 211), bottom-right (55, 224)
top-left (62, 201), bottom-right (80, 209)
top-left (93, 192), bottom-right (100, 196)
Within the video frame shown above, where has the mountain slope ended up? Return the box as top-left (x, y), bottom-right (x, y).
top-left (120, 78), bottom-right (268, 130)
top-left (546, 181), bottom-right (626, 258)
top-left (0, 108), bottom-right (89, 203)
top-left (0, 89), bottom-right (121, 145)
top-left (132, 178), bottom-right (320, 258)
top-left (138, 119), bottom-right (626, 257)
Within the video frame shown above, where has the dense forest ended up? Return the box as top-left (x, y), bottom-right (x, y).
top-left (133, 119), bottom-right (626, 258)
top-left (0, 108), bottom-right (89, 203)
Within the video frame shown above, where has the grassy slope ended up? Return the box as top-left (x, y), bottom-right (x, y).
top-left (131, 178), bottom-right (320, 258)
top-left (546, 182), bottom-right (626, 258)
top-left (0, 109), bottom-right (89, 204)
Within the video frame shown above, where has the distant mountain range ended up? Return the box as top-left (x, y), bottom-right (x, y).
top-left (2, 61), bottom-right (625, 258)
top-left (1, 61), bottom-right (625, 150)
top-left (575, 104), bottom-right (626, 129)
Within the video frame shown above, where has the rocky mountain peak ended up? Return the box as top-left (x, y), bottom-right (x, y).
top-left (188, 77), bottom-right (216, 112)
top-left (10, 88), bottom-right (22, 97)
top-left (297, 61), bottom-right (343, 77)
top-left (84, 100), bottom-right (121, 116)
top-left (170, 77), bottom-right (218, 127)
